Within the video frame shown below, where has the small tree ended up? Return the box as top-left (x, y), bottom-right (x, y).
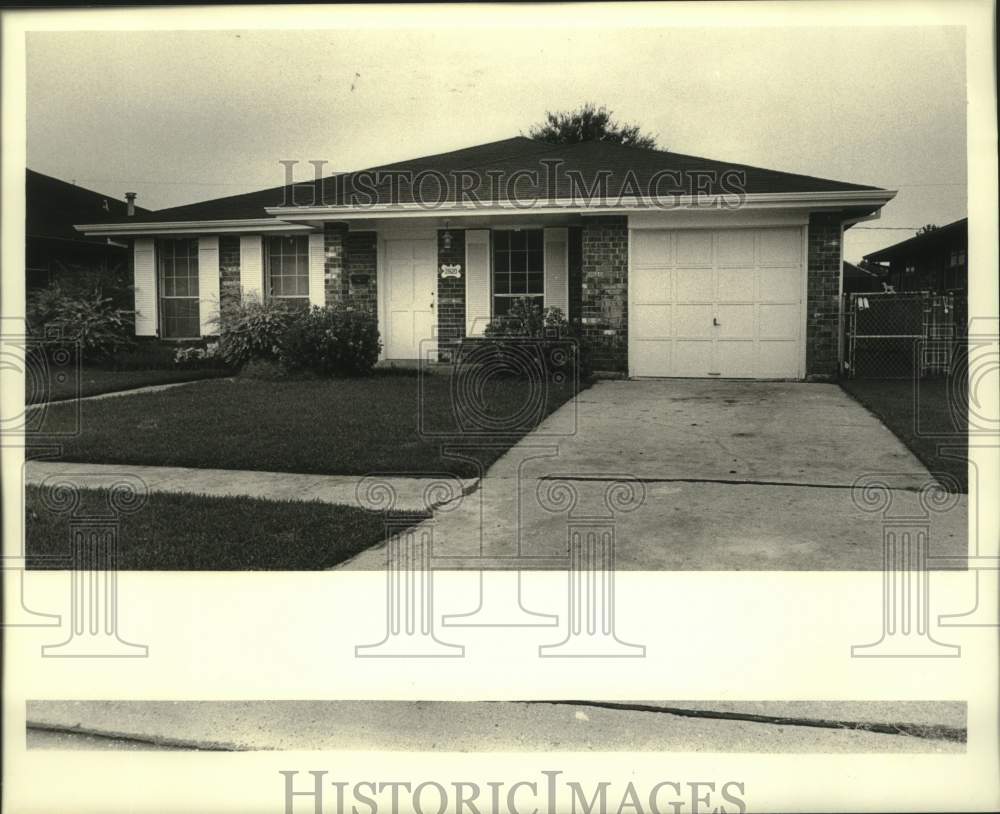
top-left (527, 103), bottom-right (659, 149)
top-left (917, 224), bottom-right (940, 235)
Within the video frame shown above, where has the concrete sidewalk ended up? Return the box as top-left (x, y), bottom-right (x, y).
top-left (25, 461), bottom-right (475, 513)
top-left (26, 700), bottom-right (965, 753)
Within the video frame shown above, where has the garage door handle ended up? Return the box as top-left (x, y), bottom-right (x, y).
top-left (713, 317), bottom-right (720, 326)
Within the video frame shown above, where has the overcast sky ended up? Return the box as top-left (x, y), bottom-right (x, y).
top-left (26, 25), bottom-right (966, 260)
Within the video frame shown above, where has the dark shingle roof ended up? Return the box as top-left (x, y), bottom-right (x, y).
top-left (92, 136), bottom-right (887, 225)
top-left (28, 169), bottom-right (149, 242)
top-left (864, 217), bottom-right (967, 262)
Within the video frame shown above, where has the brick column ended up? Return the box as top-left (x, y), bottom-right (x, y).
top-left (345, 232), bottom-right (377, 314)
top-left (437, 228), bottom-right (466, 362)
top-left (581, 216), bottom-right (628, 373)
top-left (218, 235), bottom-right (241, 329)
top-left (323, 222), bottom-right (348, 307)
top-left (806, 213), bottom-right (843, 379)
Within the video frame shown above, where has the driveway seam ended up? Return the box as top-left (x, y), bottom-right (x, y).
top-left (534, 474), bottom-right (937, 493)
top-left (524, 701), bottom-right (967, 743)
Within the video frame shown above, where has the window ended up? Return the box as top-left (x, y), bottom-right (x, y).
top-left (492, 229), bottom-right (544, 316)
top-left (950, 249), bottom-right (966, 267)
top-left (158, 238), bottom-right (200, 338)
top-left (904, 263), bottom-right (916, 275)
top-left (266, 235), bottom-right (309, 308)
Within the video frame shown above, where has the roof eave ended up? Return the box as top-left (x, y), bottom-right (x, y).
top-left (75, 218), bottom-right (317, 237)
top-left (266, 190), bottom-right (897, 221)
top-left (77, 190), bottom-right (896, 235)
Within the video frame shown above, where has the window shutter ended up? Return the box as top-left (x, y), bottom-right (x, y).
top-left (465, 229), bottom-right (491, 336)
top-left (133, 238), bottom-right (157, 336)
top-left (544, 227), bottom-right (569, 316)
top-left (197, 236), bottom-right (220, 336)
top-left (240, 235), bottom-right (264, 302)
top-left (308, 232), bottom-right (326, 308)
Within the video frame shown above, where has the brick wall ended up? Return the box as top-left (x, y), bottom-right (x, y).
top-left (806, 213), bottom-right (843, 379)
top-left (323, 222), bottom-right (348, 306)
top-left (436, 229), bottom-right (466, 361)
top-left (322, 224), bottom-right (377, 312)
top-left (581, 216), bottom-right (629, 372)
top-left (218, 235), bottom-right (241, 329)
top-left (345, 231), bottom-right (377, 314)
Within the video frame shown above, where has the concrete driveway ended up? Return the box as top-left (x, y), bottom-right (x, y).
top-left (340, 380), bottom-right (967, 571)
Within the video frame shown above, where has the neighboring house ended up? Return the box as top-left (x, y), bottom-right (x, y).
top-left (76, 137), bottom-right (895, 379)
top-left (27, 169), bottom-right (147, 293)
top-left (842, 260), bottom-right (888, 293)
top-left (863, 217), bottom-right (967, 293)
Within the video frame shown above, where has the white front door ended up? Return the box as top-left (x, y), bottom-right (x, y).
top-left (630, 227), bottom-right (804, 378)
top-left (383, 237), bottom-right (437, 359)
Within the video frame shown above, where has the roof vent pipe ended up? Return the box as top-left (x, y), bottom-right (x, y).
top-left (125, 192), bottom-right (137, 216)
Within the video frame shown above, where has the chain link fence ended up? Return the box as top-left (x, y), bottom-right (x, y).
top-left (844, 292), bottom-right (960, 379)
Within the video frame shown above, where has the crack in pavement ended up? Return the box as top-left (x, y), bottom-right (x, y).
top-left (26, 720), bottom-right (249, 752)
top-left (534, 474), bottom-right (934, 492)
top-left (523, 701), bottom-right (967, 743)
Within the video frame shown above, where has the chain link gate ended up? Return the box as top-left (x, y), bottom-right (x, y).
top-left (844, 292), bottom-right (958, 379)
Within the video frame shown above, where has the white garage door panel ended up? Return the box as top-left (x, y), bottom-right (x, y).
top-left (635, 304), bottom-right (672, 339)
top-left (758, 228), bottom-right (802, 263)
top-left (675, 304), bottom-right (715, 337)
top-left (673, 340), bottom-right (713, 376)
top-left (630, 227), bottom-right (803, 379)
top-left (674, 231), bottom-right (713, 264)
top-left (759, 304), bottom-right (800, 339)
top-left (716, 341), bottom-right (756, 377)
top-left (716, 230), bottom-right (756, 265)
top-left (675, 268), bottom-right (713, 301)
top-left (716, 304), bottom-right (755, 338)
top-left (717, 267), bottom-right (755, 301)
top-left (633, 267), bottom-right (672, 301)
top-left (632, 231), bottom-right (673, 266)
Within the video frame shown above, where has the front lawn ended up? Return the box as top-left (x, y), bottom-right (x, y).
top-left (28, 366), bottom-right (232, 405)
top-left (840, 377), bottom-right (967, 492)
top-left (25, 486), bottom-right (418, 570)
top-left (27, 373), bottom-right (582, 477)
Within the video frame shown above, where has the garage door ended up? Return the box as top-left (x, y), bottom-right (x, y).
top-left (630, 227), bottom-right (804, 378)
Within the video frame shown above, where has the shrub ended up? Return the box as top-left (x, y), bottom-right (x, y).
top-left (218, 296), bottom-right (292, 367)
top-left (278, 306), bottom-right (381, 377)
top-left (483, 298), bottom-right (566, 338)
top-left (27, 286), bottom-right (133, 361)
top-left (482, 297), bottom-right (592, 380)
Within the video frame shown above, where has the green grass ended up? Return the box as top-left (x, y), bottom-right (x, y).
top-left (28, 367), bottom-right (231, 404)
top-left (27, 373), bottom-right (582, 477)
top-left (840, 377), bottom-right (967, 492)
top-left (25, 486), bottom-right (419, 570)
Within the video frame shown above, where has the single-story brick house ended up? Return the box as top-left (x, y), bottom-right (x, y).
top-left (76, 137), bottom-right (894, 378)
top-left (27, 168), bottom-right (147, 293)
top-left (863, 216), bottom-right (967, 294)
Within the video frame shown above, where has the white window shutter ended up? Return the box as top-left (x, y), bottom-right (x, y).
top-left (544, 227), bottom-right (569, 317)
top-left (133, 238), bottom-right (157, 336)
top-left (465, 229), bottom-right (491, 336)
top-left (197, 236), bottom-right (220, 336)
top-left (308, 232), bottom-right (326, 308)
top-left (240, 235), bottom-right (264, 302)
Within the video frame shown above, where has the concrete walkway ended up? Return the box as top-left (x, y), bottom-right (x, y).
top-left (27, 377), bottom-right (230, 410)
top-left (339, 380), bottom-right (968, 571)
top-left (26, 699), bottom-right (964, 753)
top-left (24, 461), bottom-right (475, 513)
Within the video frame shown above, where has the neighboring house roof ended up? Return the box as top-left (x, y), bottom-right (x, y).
top-left (27, 168), bottom-right (149, 244)
top-left (864, 217), bottom-right (968, 263)
top-left (81, 136), bottom-right (889, 228)
top-left (843, 260), bottom-right (888, 289)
